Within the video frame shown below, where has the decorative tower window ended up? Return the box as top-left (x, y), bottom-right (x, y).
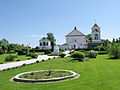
top-left (95, 29), bottom-right (98, 32)
top-left (95, 34), bottom-right (98, 40)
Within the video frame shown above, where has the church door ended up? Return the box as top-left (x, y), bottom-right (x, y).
top-left (74, 44), bottom-right (76, 48)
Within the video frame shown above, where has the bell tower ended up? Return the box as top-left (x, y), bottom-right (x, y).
top-left (91, 23), bottom-right (101, 42)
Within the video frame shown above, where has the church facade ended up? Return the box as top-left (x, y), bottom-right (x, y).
top-left (39, 23), bottom-right (102, 50)
top-left (58, 23), bottom-right (101, 49)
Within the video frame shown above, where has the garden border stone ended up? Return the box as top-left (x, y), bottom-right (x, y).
top-left (11, 70), bottom-right (80, 83)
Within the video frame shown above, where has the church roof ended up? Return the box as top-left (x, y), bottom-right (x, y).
top-left (92, 23), bottom-right (100, 28)
top-left (40, 37), bottom-right (51, 42)
top-left (65, 27), bottom-right (85, 37)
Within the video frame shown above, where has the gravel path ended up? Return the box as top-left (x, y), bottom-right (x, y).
top-left (0, 51), bottom-right (70, 71)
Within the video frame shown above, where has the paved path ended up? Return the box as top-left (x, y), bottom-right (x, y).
top-left (0, 51), bottom-right (70, 71)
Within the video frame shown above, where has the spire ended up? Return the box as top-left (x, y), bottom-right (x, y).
top-left (92, 23), bottom-right (99, 28)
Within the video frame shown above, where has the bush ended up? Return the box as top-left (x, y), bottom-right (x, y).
top-left (60, 49), bottom-right (65, 52)
top-left (88, 50), bottom-right (98, 58)
top-left (109, 43), bottom-right (120, 59)
top-left (17, 60), bottom-right (20, 62)
top-left (17, 47), bottom-right (29, 55)
top-left (48, 52), bottom-right (60, 56)
top-left (44, 49), bottom-right (51, 54)
top-left (22, 63), bottom-right (27, 66)
top-left (98, 51), bottom-right (108, 55)
top-left (70, 52), bottom-right (85, 61)
top-left (26, 53), bottom-right (31, 56)
top-left (36, 60), bottom-right (39, 63)
top-left (59, 53), bottom-right (66, 58)
top-left (30, 53), bottom-right (38, 58)
top-left (5, 55), bottom-right (16, 61)
top-left (8, 50), bottom-right (15, 53)
top-left (42, 59), bottom-right (44, 62)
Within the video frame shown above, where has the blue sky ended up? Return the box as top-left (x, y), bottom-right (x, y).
top-left (0, 0), bottom-right (120, 47)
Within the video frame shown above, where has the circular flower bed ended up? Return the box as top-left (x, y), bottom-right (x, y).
top-left (11, 70), bottom-right (80, 83)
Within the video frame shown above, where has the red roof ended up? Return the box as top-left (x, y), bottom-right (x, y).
top-left (26, 45), bottom-right (31, 48)
top-left (92, 24), bottom-right (99, 28)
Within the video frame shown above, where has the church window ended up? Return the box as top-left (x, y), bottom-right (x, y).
top-left (40, 43), bottom-right (42, 46)
top-left (95, 34), bottom-right (98, 40)
top-left (43, 42), bottom-right (45, 45)
top-left (95, 29), bottom-right (98, 32)
top-left (75, 39), bottom-right (76, 42)
top-left (47, 42), bottom-right (48, 45)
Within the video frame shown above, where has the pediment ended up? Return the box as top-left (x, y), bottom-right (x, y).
top-left (66, 29), bottom-right (85, 37)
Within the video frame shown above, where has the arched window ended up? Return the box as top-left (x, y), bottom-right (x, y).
top-left (95, 34), bottom-right (98, 40)
top-left (47, 42), bottom-right (48, 46)
top-left (75, 39), bottom-right (76, 42)
top-left (95, 29), bottom-right (98, 32)
top-left (43, 42), bottom-right (45, 45)
top-left (40, 43), bottom-right (42, 46)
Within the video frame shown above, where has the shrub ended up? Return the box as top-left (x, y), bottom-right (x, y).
top-left (26, 53), bottom-right (31, 56)
top-left (59, 53), bottom-right (66, 58)
top-left (5, 55), bottom-right (16, 61)
top-left (8, 50), bottom-right (15, 53)
top-left (70, 52), bottom-right (85, 61)
top-left (17, 60), bottom-right (20, 62)
top-left (42, 59), bottom-right (44, 62)
top-left (96, 46), bottom-right (103, 51)
top-left (98, 51), bottom-right (108, 55)
top-left (44, 49), bottom-right (51, 54)
top-left (48, 52), bottom-right (59, 56)
top-left (22, 63), bottom-right (26, 66)
top-left (60, 49), bottom-right (65, 52)
top-left (88, 50), bottom-right (98, 58)
top-left (36, 60), bottom-right (39, 63)
top-left (109, 43), bottom-right (120, 59)
top-left (31, 72), bottom-right (35, 75)
top-left (17, 47), bottom-right (29, 55)
top-left (30, 53), bottom-right (38, 58)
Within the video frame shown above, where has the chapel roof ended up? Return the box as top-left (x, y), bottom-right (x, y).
top-left (65, 26), bottom-right (85, 37)
top-left (40, 37), bottom-right (51, 41)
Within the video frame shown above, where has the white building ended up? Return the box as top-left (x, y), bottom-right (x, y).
top-left (65, 27), bottom-right (88, 49)
top-left (39, 23), bottom-right (101, 50)
top-left (39, 37), bottom-right (51, 49)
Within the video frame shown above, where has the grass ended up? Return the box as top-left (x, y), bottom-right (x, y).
top-left (0, 54), bottom-right (120, 90)
top-left (19, 71), bottom-right (72, 79)
top-left (0, 52), bottom-right (44, 64)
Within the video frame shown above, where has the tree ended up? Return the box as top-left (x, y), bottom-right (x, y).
top-left (112, 38), bottom-right (116, 43)
top-left (109, 43), bottom-right (120, 59)
top-left (47, 33), bottom-right (56, 51)
top-left (0, 39), bottom-right (9, 53)
top-left (86, 34), bottom-right (91, 38)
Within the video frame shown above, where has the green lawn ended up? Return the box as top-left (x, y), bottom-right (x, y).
top-left (0, 52), bottom-right (44, 64)
top-left (0, 55), bottom-right (120, 90)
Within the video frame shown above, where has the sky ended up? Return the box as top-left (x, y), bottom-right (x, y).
top-left (0, 0), bottom-right (120, 47)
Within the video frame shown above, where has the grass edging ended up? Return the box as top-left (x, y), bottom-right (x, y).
top-left (10, 70), bottom-right (80, 83)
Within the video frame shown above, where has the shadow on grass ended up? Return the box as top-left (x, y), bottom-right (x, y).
top-left (63, 59), bottom-right (89, 63)
top-left (107, 57), bottom-right (120, 60)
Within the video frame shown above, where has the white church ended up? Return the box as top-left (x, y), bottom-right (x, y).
top-left (39, 23), bottom-right (101, 50)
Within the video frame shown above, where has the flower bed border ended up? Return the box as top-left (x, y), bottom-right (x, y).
top-left (11, 70), bottom-right (80, 83)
